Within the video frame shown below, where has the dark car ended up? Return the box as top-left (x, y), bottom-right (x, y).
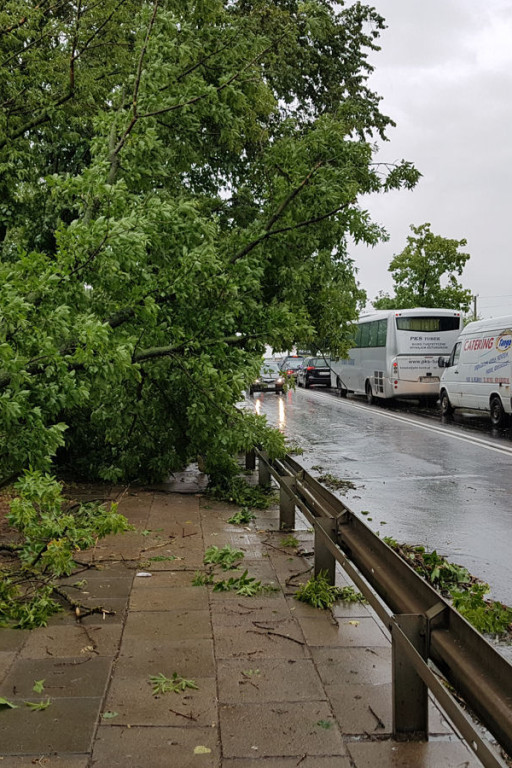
top-left (280, 355), bottom-right (305, 380)
top-left (297, 356), bottom-right (331, 388)
top-left (250, 361), bottom-right (285, 394)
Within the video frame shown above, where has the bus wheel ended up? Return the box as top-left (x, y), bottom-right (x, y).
top-left (440, 391), bottom-right (453, 417)
top-left (490, 396), bottom-right (506, 428)
top-left (365, 381), bottom-right (374, 405)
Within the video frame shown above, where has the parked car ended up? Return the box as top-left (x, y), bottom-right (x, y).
top-left (297, 356), bottom-right (331, 388)
top-left (250, 361), bottom-right (285, 394)
top-left (280, 355), bottom-right (305, 380)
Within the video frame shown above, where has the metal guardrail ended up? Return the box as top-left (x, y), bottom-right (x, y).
top-left (248, 448), bottom-right (512, 768)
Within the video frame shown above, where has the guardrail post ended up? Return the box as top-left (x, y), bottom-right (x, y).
top-left (279, 476), bottom-right (296, 530)
top-left (392, 614), bottom-right (428, 739)
top-left (258, 451), bottom-right (271, 488)
top-left (245, 449), bottom-right (256, 471)
top-left (314, 518), bottom-right (336, 585)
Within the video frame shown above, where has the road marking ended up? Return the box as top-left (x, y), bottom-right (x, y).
top-left (304, 389), bottom-right (512, 458)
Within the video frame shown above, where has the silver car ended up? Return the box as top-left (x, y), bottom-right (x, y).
top-left (250, 361), bottom-right (285, 394)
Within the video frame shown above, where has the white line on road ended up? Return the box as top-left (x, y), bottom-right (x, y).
top-left (305, 389), bottom-right (512, 458)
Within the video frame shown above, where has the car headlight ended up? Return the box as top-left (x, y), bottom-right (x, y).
top-left (254, 379), bottom-right (261, 384)
top-left (276, 377), bottom-right (284, 384)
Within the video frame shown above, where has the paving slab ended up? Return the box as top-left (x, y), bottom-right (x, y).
top-left (91, 724), bottom-right (220, 767)
top-left (222, 754), bottom-right (352, 768)
top-left (210, 597), bottom-right (293, 628)
top-left (19, 623), bottom-right (123, 658)
top-left (213, 619), bottom-right (309, 660)
top-left (129, 584), bottom-right (209, 611)
top-left (0, 656), bottom-right (112, 698)
top-left (130, 568), bottom-right (199, 586)
top-left (298, 613), bottom-right (390, 647)
top-left (0, 651), bottom-right (15, 678)
top-left (346, 739), bottom-right (481, 767)
top-left (0, 697), bottom-right (102, 754)
top-left (219, 701), bottom-right (346, 758)
top-left (217, 658), bottom-right (326, 703)
top-left (222, 759), bottom-right (351, 768)
top-left (0, 757), bottom-right (89, 768)
top-left (0, 629), bottom-right (29, 653)
top-left (116, 639), bottom-right (216, 678)
top-left (103, 669), bottom-right (217, 726)
top-left (121, 609), bottom-right (211, 645)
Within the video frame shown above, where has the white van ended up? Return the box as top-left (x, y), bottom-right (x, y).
top-left (439, 315), bottom-right (512, 427)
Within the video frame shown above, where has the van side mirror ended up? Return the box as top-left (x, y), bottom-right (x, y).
top-left (438, 356), bottom-right (449, 368)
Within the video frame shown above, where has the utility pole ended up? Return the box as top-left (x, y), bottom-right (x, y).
top-left (472, 294), bottom-right (478, 321)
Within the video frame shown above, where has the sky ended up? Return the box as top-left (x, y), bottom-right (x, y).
top-left (351, 0), bottom-right (512, 319)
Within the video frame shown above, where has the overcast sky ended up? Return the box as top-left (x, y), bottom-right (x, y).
top-left (351, 0), bottom-right (512, 319)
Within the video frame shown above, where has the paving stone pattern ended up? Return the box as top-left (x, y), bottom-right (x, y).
top-left (0, 487), bottom-right (482, 767)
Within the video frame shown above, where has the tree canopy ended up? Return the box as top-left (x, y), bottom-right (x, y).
top-left (373, 223), bottom-right (471, 312)
top-left (0, 0), bottom-right (419, 485)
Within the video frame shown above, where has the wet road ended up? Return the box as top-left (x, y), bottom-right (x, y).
top-left (247, 388), bottom-right (512, 604)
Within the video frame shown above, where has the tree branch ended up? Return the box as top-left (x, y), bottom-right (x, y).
top-left (140, 37), bottom-right (283, 120)
top-left (230, 201), bottom-right (352, 264)
top-left (109, 0), bottom-right (160, 163)
top-left (264, 161), bottom-right (323, 233)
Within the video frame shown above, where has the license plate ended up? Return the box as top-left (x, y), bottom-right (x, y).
top-left (419, 376), bottom-right (439, 382)
top-left (319, 371), bottom-right (329, 376)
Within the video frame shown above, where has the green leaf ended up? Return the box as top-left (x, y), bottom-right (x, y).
top-left (0, 697), bottom-right (18, 709)
top-left (25, 699), bottom-right (51, 711)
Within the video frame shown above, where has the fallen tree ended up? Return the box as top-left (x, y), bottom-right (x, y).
top-left (0, 0), bottom-right (419, 484)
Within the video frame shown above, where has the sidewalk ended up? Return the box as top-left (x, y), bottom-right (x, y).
top-left (0, 479), bottom-right (482, 767)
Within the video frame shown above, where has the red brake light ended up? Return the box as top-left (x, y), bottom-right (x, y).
top-left (306, 366), bottom-right (315, 370)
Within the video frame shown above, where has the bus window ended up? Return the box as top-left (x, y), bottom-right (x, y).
top-left (367, 321), bottom-right (378, 347)
top-left (359, 323), bottom-right (370, 348)
top-left (396, 316), bottom-right (461, 332)
top-left (377, 319), bottom-right (387, 347)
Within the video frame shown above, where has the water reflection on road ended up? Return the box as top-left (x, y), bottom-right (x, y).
top-left (247, 388), bottom-right (512, 604)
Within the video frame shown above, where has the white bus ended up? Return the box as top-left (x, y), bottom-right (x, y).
top-left (330, 308), bottom-right (463, 404)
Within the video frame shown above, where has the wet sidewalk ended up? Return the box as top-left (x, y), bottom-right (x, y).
top-left (0, 485), bottom-right (481, 767)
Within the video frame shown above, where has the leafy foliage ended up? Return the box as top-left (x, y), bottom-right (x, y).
top-left (281, 535), bottom-right (300, 549)
top-left (0, 471), bottom-right (131, 628)
top-left (373, 223), bottom-right (471, 311)
top-left (385, 539), bottom-right (512, 637)
top-left (227, 507), bottom-right (256, 525)
top-left (451, 585), bottom-right (512, 635)
top-left (194, 543), bottom-right (276, 594)
top-left (149, 672), bottom-right (198, 696)
top-left (203, 545), bottom-right (244, 570)
top-left (295, 570), bottom-right (353, 609)
top-left (0, 0), bottom-right (418, 486)
top-left (207, 475), bottom-right (277, 509)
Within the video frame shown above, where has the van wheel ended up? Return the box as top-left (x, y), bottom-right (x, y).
top-left (365, 381), bottom-right (374, 405)
top-left (440, 391), bottom-right (453, 417)
top-left (490, 396), bottom-right (506, 428)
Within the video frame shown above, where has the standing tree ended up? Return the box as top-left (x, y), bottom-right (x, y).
top-left (0, 0), bottom-right (420, 486)
top-left (373, 223), bottom-right (471, 311)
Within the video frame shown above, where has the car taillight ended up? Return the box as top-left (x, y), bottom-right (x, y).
top-left (306, 366), bottom-right (315, 371)
top-left (286, 369), bottom-right (293, 375)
